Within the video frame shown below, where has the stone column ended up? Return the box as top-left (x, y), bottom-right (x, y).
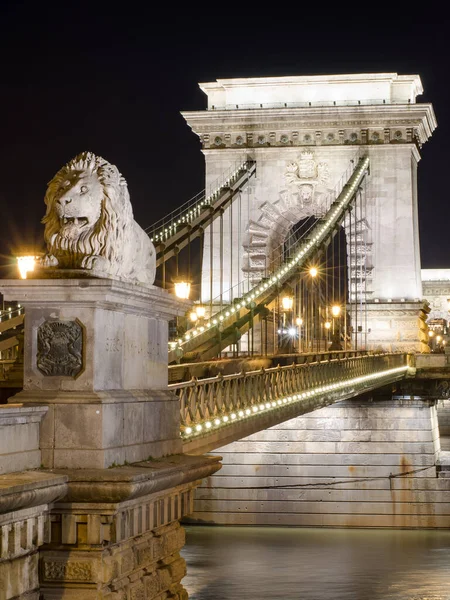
top-left (1, 277), bottom-right (189, 469)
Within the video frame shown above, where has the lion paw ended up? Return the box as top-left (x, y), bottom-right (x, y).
top-left (81, 255), bottom-right (108, 272)
top-left (41, 254), bottom-right (59, 267)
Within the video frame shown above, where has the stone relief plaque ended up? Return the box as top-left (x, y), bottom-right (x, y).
top-left (37, 320), bottom-right (83, 377)
top-left (43, 560), bottom-right (92, 581)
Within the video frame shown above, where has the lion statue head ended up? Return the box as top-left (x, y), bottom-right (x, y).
top-left (41, 151), bottom-right (156, 286)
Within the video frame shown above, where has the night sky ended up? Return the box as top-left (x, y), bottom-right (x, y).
top-left (1, 7), bottom-right (449, 278)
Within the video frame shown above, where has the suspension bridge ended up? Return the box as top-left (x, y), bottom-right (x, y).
top-left (1, 73), bottom-right (450, 600)
top-left (0, 73), bottom-right (438, 446)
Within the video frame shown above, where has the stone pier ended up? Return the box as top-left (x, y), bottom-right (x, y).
top-left (0, 277), bottom-right (220, 600)
top-left (191, 392), bottom-right (450, 528)
top-left (0, 150), bottom-right (222, 599)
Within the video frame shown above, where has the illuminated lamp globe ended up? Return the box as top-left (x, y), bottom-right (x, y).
top-left (331, 305), bottom-right (341, 317)
top-left (16, 255), bottom-right (38, 280)
top-left (195, 305), bottom-right (206, 319)
top-left (309, 267), bottom-right (318, 278)
top-left (174, 281), bottom-right (191, 300)
top-left (295, 317), bottom-right (303, 326)
top-left (281, 296), bottom-right (294, 311)
top-left (324, 321), bottom-right (331, 330)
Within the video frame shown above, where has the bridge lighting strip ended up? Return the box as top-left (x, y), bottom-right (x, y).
top-left (170, 157), bottom-right (370, 353)
top-left (150, 161), bottom-right (249, 243)
top-left (180, 362), bottom-right (406, 439)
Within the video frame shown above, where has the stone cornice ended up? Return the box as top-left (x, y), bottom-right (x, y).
top-left (0, 277), bottom-right (190, 320)
top-left (0, 471), bottom-right (68, 514)
top-left (182, 104), bottom-right (436, 145)
top-left (51, 454), bottom-right (222, 504)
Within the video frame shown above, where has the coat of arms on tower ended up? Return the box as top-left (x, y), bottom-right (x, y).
top-left (284, 150), bottom-right (329, 210)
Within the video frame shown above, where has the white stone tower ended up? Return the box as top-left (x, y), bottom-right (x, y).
top-left (183, 73), bottom-right (436, 351)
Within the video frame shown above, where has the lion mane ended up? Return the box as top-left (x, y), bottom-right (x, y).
top-left (42, 151), bottom-right (156, 286)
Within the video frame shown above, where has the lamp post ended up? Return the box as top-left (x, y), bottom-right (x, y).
top-left (296, 316), bottom-right (303, 352)
top-left (330, 305), bottom-right (343, 351)
top-left (281, 295), bottom-right (294, 353)
top-left (324, 320), bottom-right (331, 348)
top-left (309, 267), bottom-right (318, 351)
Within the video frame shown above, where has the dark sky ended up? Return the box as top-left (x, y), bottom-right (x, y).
top-left (1, 6), bottom-right (449, 277)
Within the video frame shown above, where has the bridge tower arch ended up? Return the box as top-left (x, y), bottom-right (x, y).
top-left (183, 73), bottom-right (436, 352)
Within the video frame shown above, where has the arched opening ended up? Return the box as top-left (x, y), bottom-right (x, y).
top-left (275, 217), bottom-right (349, 353)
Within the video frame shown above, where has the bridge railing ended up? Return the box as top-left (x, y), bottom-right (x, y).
top-left (172, 352), bottom-right (408, 438)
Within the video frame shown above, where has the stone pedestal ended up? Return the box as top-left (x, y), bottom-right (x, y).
top-left (362, 301), bottom-right (429, 352)
top-left (39, 455), bottom-right (220, 600)
top-left (1, 278), bottom-right (189, 469)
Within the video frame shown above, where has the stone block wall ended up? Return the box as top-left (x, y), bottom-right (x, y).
top-left (437, 399), bottom-right (450, 437)
top-left (0, 506), bottom-right (47, 600)
top-left (0, 405), bottom-right (47, 475)
top-left (40, 481), bottom-right (199, 600)
top-left (192, 396), bottom-right (450, 528)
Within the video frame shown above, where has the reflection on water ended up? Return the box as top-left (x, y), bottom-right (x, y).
top-left (181, 526), bottom-right (450, 600)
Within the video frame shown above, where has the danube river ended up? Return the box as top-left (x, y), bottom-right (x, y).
top-left (181, 526), bottom-right (450, 600)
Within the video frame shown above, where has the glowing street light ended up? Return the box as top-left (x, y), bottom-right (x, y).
top-left (324, 321), bottom-right (331, 330)
top-left (309, 267), bottom-right (318, 278)
top-left (195, 305), bottom-right (206, 319)
top-left (295, 317), bottom-right (303, 326)
top-left (189, 310), bottom-right (198, 323)
top-left (16, 255), bottom-right (37, 279)
top-left (174, 281), bottom-right (191, 300)
top-left (428, 330), bottom-right (434, 338)
top-left (281, 296), bottom-right (294, 311)
top-left (331, 305), bottom-right (341, 317)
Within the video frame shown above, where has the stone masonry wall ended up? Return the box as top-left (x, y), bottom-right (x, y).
top-left (192, 397), bottom-right (450, 528)
top-left (40, 481), bottom-right (199, 600)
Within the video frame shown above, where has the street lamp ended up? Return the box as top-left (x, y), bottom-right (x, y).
top-left (174, 281), bottom-right (191, 300)
top-left (308, 267), bottom-right (318, 351)
top-left (280, 295), bottom-right (294, 353)
top-left (281, 296), bottom-right (294, 311)
top-left (195, 305), bottom-right (206, 319)
top-left (331, 305), bottom-right (341, 317)
top-left (295, 317), bottom-right (303, 352)
top-left (16, 255), bottom-right (38, 279)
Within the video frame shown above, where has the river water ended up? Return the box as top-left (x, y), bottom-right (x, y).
top-left (181, 526), bottom-right (450, 600)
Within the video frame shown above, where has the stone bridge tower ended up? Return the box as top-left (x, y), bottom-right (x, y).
top-left (183, 73), bottom-right (436, 351)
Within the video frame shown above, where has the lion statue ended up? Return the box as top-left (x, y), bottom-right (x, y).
top-left (41, 151), bottom-right (156, 286)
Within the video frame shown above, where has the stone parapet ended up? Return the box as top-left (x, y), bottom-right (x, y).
top-left (0, 405), bottom-right (48, 475)
top-left (39, 454), bottom-right (221, 600)
top-left (1, 278), bottom-right (189, 468)
top-left (0, 471), bottom-right (67, 600)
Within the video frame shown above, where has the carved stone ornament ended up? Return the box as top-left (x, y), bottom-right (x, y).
top-left (43, 560), bottom-right (92, 581)
top-left (37, 320), bottom-right (83, 377)
top-left (284, 150), bottom-right (329, 211)
top-left (41, 151), bottom-right (156, 286)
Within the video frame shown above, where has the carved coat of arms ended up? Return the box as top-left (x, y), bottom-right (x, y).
top-left (284, 150), bottom-right (329, 210)
top-left (37, 320), bottom-right (83, 377)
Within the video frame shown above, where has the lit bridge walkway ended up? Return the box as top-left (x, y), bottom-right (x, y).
top-left (174, 352), bottom-right (409, 454)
